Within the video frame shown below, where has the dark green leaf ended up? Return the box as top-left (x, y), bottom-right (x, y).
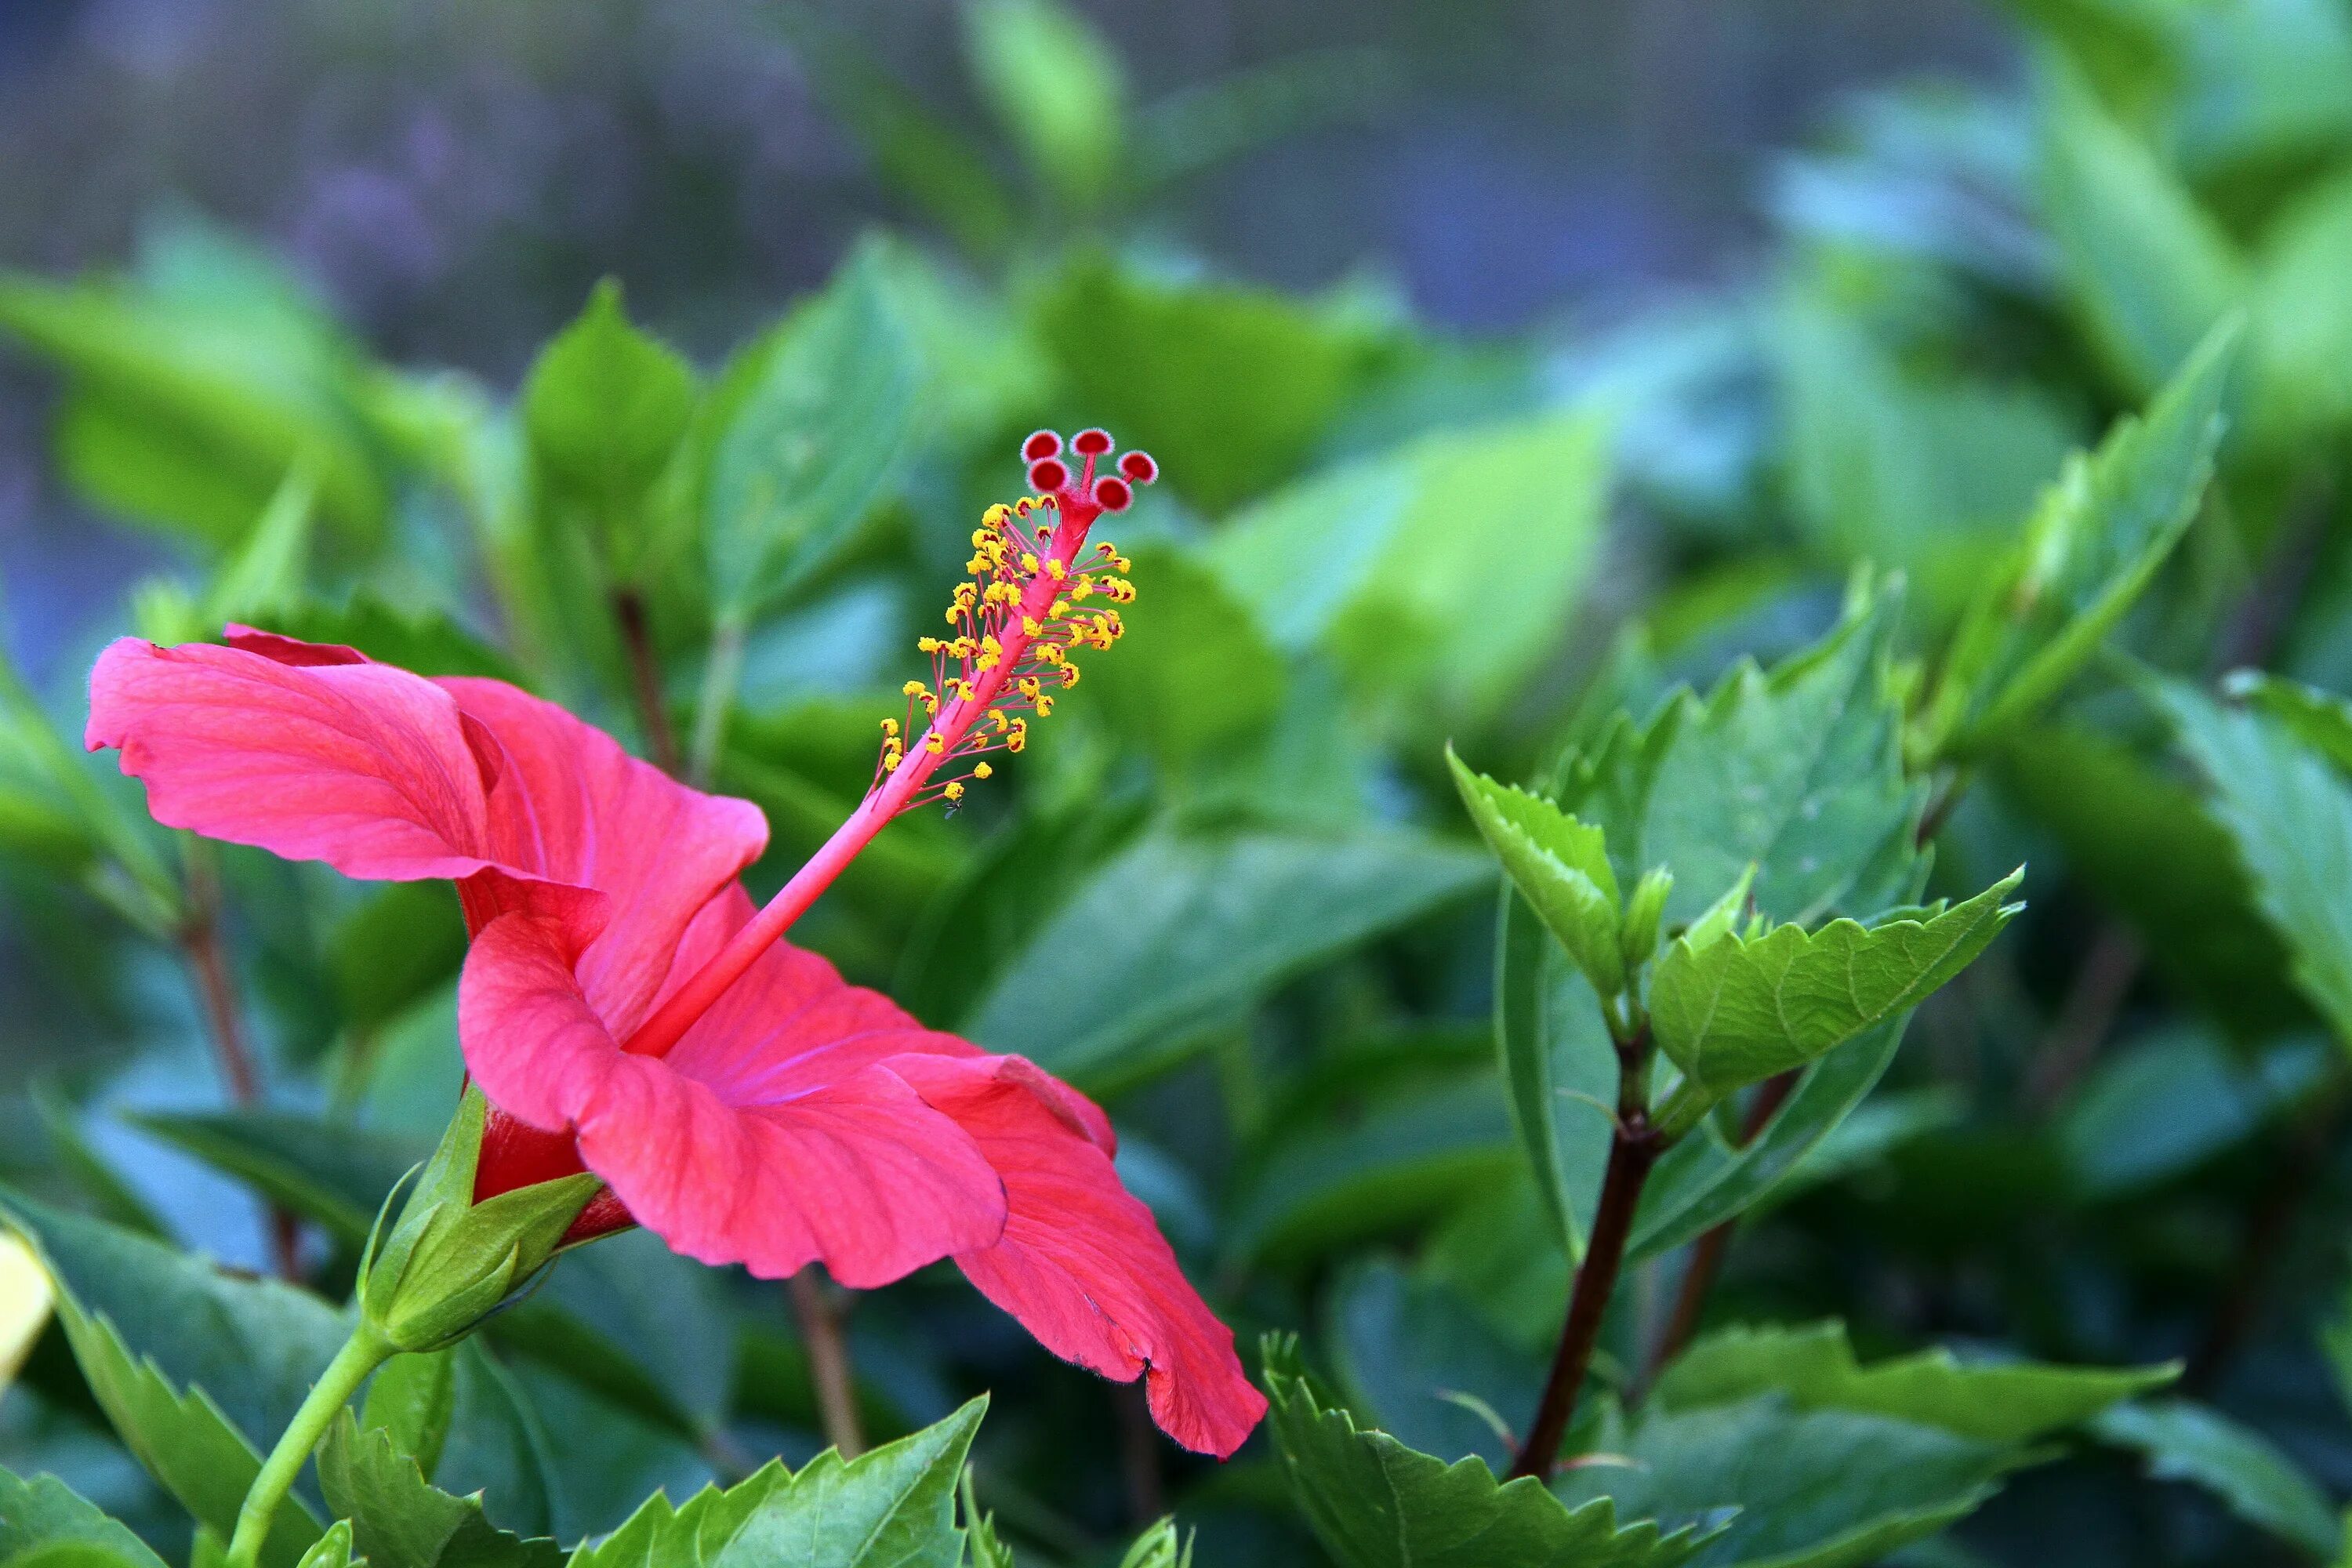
top-left (1495, 887), bottom-right (1621, 1257)
top-left (129, 1112), bottom-right (425, 1247)
top-left (318, 1410), bottom-right (561, 1568)
top-left (2092, 1400), bottom-right (2339, 1555)
top-left (0, 1467), bottom-right (172, 1568)
top-left (361, 1351), bottom-right (456, 1487)
top-left (1327, 1261), bottom-right (1539, 1472)
top-left (1074, 543), bottom-right (1288, 775)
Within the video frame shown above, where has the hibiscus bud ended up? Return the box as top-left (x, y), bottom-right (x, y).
top-left (358, 1087), bottom-right (600, 1352)
top-left (1620, 866), bottom-right (1674, 972)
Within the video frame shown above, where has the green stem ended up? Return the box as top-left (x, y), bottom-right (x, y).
top-left (224, 1323), bottom-right (392, 1568)
top-left (688, 609), bottom-right (747, 789)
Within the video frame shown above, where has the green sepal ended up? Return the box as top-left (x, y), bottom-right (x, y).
top-left (1620, 866), bottom-right (1673, 972)
top-left (360, 1088), bottom-right (600, 1353)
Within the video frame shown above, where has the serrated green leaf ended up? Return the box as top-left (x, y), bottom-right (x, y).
top-left (1450, 750), bottom-right (1625, 998)
top-left (1925, 320), bottom-right (2234, 757)
top-left (1113, 1517), bottom-right (1191, 1568)
top-left (2161, 681), bottom-right (2352, 1044)
top-left (318, 1410), bottom-right (561, 1568)
top-left (700, 249), bottom-right (920, 619)
top-left (572, 1399), bottom-right (982, 1568)
top-left (1628, 1015), bottom-right (1907, 1261)
top-left (963, 829), bottom-right (1486, 1091)
top-left (1263, 1341), bottom-right (1713, 1568)
top-left (0, 1192), bottom-right (344, 1568)
top-left (130, 1112), bottom-right (426, 1247)
top-left (361, 1352), bottom-right (456, 1487)
top-left (1564, 586), bottom-right (1926, 930)
top-left (2093, 1400), bottom-right (2339, 1555)
top-left (1327, 1261), bottom-right (1539, 1471)
top-left (964, 0), bottom-right (1124, 211)
top-left (2040, 68), bottom-right (2245, 398)
top-left (293, 1520), bottom-right (357, 1568)
top-left (1654, 1321), bottom-right (2172, 1443)
top-left (1650, 871), bottom-right (2024, 1104)
top-left (0, 1467), bottom-right (172, 1568)
top-left (524, 280), bottom-right (695, 537)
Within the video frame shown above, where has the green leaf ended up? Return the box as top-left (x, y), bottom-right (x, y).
top-left (1628, 1016), bottom-right (1908, 1261)
top-left (1923, 320), bottom-right (2234, 757)
top-left (1327, 1261), bottom-right (1539, 1471)
top-left (963, 0), bottom-right (1124, 210)
top-left (1225, 1075), bottom-right (1517, 1266)
top-left (1449, 750), bottom-right (1625, 999)
top-left (2040, 69), bottom-right (2245, 397)
top-left (361, 1351), bottom-right (456, 1486)
top-left (1650, 872), bottom-right (2025, 1107)
top-left (2251, 167), bottom-right (2352, 439)
top-left (0, 1467), bottom-right (172, 1568)
top-left (1555, 1397), bottom-right (2016, 1568)
top-left (1653, 1321), bottom-right (2173, 1443)
top-left (2161, 681), bottom-right (2352, 1044)
top-left (962, 828), bottom-right (1486, 1090)
top-left (293, 1521), bottom-right (358, 1568)
top-left (700, 250), bottom-right (920, 619)
top-left (1563, 585), bottom-right (1926, 930)
top-left (523, 280), bottom-right (695, 576)
top-left (129, 1111), bottom-right (426, 1247)
top-left (1113, 1517), bottom-right (1191, 1568)
top-left (1074, 543), bottom-right (1288, 775)
top-left (2059, 1028), bottom-right (2328, 1200)
top-left (492, 1230), bottom-right (735, 1439)
top-left (1495, 884), bottom-right (1621, 1258)
top-left (318, 1410), bottom-right (561, 1568)
top-left (2092, 1400), bottom-right (2339, 1556)
top-left (27, 1085), bottom-right (168, 1239)
top-left (571, 1398), bottom-right (984, 1568)
top-left (0, 1192), bottom-right (345, 1568)
top-left (1035, 252), bottom-right (1402, 514)
top-left (1210, 412), bottom-right (1610, 720)
top-left (1262, 1341), bottom-right (1713, 1568)
top-left (2227, 670), bottom-right (2352, 775)
top-left (263, 595), bottom-right (525, 684)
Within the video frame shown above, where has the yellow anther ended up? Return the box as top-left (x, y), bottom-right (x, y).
top-left (1071, 580), bottom-right (1094, 602)
top-left (903, 681), bottom-right (927, 699)
top-left (882, 750), bottom-right (902, 773)
top-left (921, 693), bottom-right (940, 715)
top-left (1047, 558), bottom-right (1068, 581)
top-left (984, 504), bottom-right (1011, 527)
top-left (1014, 498), bottom-right (1034, 517)
top-left (1018, 677), bottom-right (1042, 701)
top-left (982, 634), bottom-right (1002, 655)
top-left (1061, 663), bottom-right (1081, 687)
top-left (1022, 616), bottom-right (1043, 636)
top-left (992, 711), bottom-right (1011, 734)
top-left (1097, 541), bottom-right (1117, 558)
top-left (952, 678), bottom-right (975, 701)
top-left (1050, 596), bottom-right (1069, 618)
top-left (1037, 643), bottom-right (1065, 666)
top-left (1035, 695), bottom-right (1054, 717)
top-left (953, 583), bottom-right (978, 608)
top-left (1113, 556), bottom-right (1132, 573)
top-left (926, 732), bottom-right (946, 754)
top-left (976, 654), bottom-right (999, 673)
top-left (1007, 721), bottom-right (1028, 754)
top-left (952, 637), bottom-right (975, 659)
top-left (880, 717), bottom-right (900, 737)
top-left (974, 761), bottom-right (993, 779)
top-left (944, 781), bottom-right (965, 802)
top-left (917, 637), bottom-right (943, 654)
top-left (1021, 553), bottom-right (1040, 574)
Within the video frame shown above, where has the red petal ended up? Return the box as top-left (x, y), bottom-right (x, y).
top-left (439, 678), bottom-right (767, 1036)
top-left (460, 911), bottom-right (1007, 1285)
top-left (87, 638), bottom-right (501, 882)
top-left (888, 1054), bottom-right (1267, 1457)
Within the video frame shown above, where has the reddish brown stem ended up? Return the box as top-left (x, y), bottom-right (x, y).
top-left (1510, 1032), bottom-right (1662, 1481)
top-left (2026, 925), bottom-right (2143, 1112)
top-left (789, 1267), bottom-right (866, 1457)
top-left (1115, 1381), bottom-right (1167, 1524)
top-left (180, 855), bottom-right (299, 1279)
top-left (612, 589), bottom-right (681, 775)
top-left (1647, 1070), bottom-right (1796, 1380)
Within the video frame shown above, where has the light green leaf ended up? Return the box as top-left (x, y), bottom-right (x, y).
top-left (572, 1399), bottom-right (983, 1568)
top-left (0, 1467), bottom-right (172, 1568)
top-left (2251, 166), bottom-right (2352, 437)
top-left (1924, 320), bottom-right (2234, 757)
top-left (1212, 412), bottom-right (1609, 720)
top-left (1450, 749), bottom-right (1624, 998)
top-left (1036, 252), bottom-right (1402, 514)
top-left (1650, 871), bottom-right (2025, 1105)
top-left (0, 1192), bottom-right (345, 1568)
top-left (293, 1521), bottom-right (357, 1568)
top-left (964, 829), bottom-right (1486, 1090)
top-left (964, 0), bottom-right (1124, 211)
top-left (523, 279), bottom-right (695, 573)
top-left (318, 1410), bottom-right (561, 1568)
top-left (130, 1110), bottom-right (426, 1247)
top-left (2093, 1400), bottom-right (2339, 1556)
top-left (2161, 681), bottom-right (2352, 1044)
top-left (1075, 543), bottom-right (1288, 775)
top-left (1263, 1341), bottom-right (1714, 1568)
top-left (1113, 1517), bottom-right (1192, 1568)
top-left (2227, 671), bottom-right (2352, 775)
top-left (2040, 69), bottom-right (2245, 397)
top-left (1564, 585), bottom-right (1926, 930)
top-left (701, 249), bottom-right (920, 618)
top-left (1654, 1321), bottom-right (2173, 1443)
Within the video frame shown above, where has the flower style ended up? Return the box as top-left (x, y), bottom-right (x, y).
top-left (83, 430), bottom-right (1265, 1457)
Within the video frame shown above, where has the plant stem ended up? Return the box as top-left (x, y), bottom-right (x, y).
top-left (1509, 1029), bottom-right (1662, 1482)
top-left (180, 840), bottom-right (299, 1279)
top-left (223, 1323), bottom-right (392, 1568)
top-left (788, 1268), bottom-right (866, 1457)
top-left (612, 587), bottom-right (681, 775)
top-left (1647, 1070), bottom-right (1795, 1379)
top-left (688, 609), bottom-right (746, 789)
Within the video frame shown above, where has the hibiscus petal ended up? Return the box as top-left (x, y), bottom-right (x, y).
top-left (460, 910), bottom-right (1007, 1287)
top-left (87, 637), bottom-right (499, 881)
top-left (439, 678), bottom-right (768, 1038)
top-left (887, 1054), bottom-right (1267, 1457)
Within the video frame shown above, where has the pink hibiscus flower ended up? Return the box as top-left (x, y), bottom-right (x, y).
top-left (83, 430), bottom-right (1265, 1458)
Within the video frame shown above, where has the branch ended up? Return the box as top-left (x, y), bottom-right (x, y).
top-left (788, 1266), bottom-right (866, 1457)
top-left (612, 588), bottom-right (681, 775)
